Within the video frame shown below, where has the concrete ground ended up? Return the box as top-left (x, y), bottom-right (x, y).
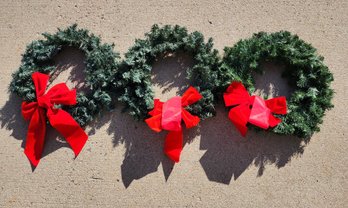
top-left (0, 0), bottom-right (347, 207)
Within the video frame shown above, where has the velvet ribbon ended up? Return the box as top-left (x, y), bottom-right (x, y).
top-left (21, 72), bottom-right (88, 167)
top-left (223, 81), bottom-right (287, 136)
top-left (145, 86), bottom-right (202, 162)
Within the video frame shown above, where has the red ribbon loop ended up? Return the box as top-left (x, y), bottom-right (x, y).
top-left (21, 72), bottom-right (88, 167)
top-left (145, 86), bottom-right (202, 163)
top-left (223, 81), bottom-right (287, 137)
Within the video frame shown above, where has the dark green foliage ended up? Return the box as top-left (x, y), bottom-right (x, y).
top-left (9, 24), bottom-right (121, 126)
top-left (114, 24), bottom-right (220, 120)
top-left (218, 31), bottom-right (334, 138)
top-left (10, 25), bottom-right (333, 139)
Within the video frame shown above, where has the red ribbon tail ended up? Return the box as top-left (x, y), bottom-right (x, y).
top-left (228, 105), bottom-right (251, 137)
top-left (164, 130), bottom-right (183, 163)
top-left (47, 109), bottom-right (88, 157)
top-left (24, 108), bottom-right (47, 167)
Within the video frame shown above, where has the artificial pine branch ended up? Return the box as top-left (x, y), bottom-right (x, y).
top-left (10, 24), bottom-right (121, 126)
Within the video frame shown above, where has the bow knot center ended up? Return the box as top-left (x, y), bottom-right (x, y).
top-left (248, 95), bottom-right (271, 129)
top-left (37, 96), bottom-right (52, 109)
top-left (161, 96), bottom-right (182, 131)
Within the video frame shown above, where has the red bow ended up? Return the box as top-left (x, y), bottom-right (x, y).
top-left (21, 72), bottom-right (88, 167)
top-left (223, 81), bottom-right (287, 136)
top-left (145, 87), bottom-right (202, 162)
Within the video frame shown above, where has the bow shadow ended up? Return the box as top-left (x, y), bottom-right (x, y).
top-left (199, 104), bottom-right (305, 184)
top-left (0, 47), bottom-right (110, 170)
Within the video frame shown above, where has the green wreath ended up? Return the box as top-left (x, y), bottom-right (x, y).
top-left (218, 31), bottom-right (334, 138)
top-left (10, 24), bottom-right (120, 126)
top-left (114, 24), bottom-right (220, 120)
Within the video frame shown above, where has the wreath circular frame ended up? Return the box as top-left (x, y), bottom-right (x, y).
top-left (10, 24), bottom-right (120, 126)
top-left (114, 24), bottom-right (221, 120)
top-left (218, 31), bottom-right (334, 138)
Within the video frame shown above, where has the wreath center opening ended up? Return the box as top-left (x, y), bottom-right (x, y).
top-left (253, 60), bottom-right (294, 99)
top-left (151, 51), bottom-right (193, 100)
top-left (49, 46), bottom-right (90, 93)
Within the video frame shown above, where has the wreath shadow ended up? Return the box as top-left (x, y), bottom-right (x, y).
top-left (199, 61), bottom-right (307, 184)
top-left (199, 104), bottom-right (305, 184)
top-left (0, 47), bottom-right (110, 170)
top-left (108, 105), bottom-right (199, 188)
top-left (108, 52), bottom-right (197, 188)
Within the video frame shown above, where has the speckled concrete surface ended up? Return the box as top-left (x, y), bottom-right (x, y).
top-left (0, 0), bottom-right (347, 207)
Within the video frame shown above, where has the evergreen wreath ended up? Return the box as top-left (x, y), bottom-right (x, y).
top-left (218, 31), bottom-right (334, 138)
top-left (10, 24), bottom-right (120, 126)
top-left (114, 24), bottom-right (220, 120)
